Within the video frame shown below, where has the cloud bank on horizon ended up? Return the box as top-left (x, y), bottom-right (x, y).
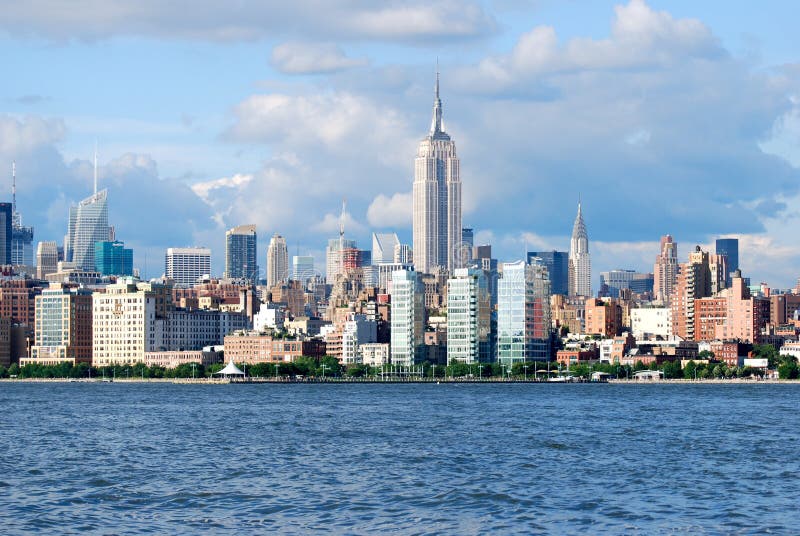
top-left (1, 0), bottom-right (800, 286)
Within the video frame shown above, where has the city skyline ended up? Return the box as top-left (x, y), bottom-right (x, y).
top-left (2, 1), bottom-right (800, 286)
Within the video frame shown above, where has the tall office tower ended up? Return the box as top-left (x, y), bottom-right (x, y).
top-left (0, 203), bottom-right (11, 265)
top-left (292, 255), bottom-right (314, 285)
top-left (266, 233), bottom-right (288, 287)
top-left (224, 224), bottom-right (258, 283)
top-left (527, 251), bottom-right (568, 295)
top-left (95, 241), bottom-right (133, 276)
top-left (446, 268), bottom-right (492, 364)
top-left (497, 260), bottom-right (552, 365)
top-left (326, 237), bottom-right (356, 283)
top-left (671, 246), bottom-right (713, 340)
top-left (372, 233), bottom-right (400, 265)
top-left (394, 243), bottom-right (412, 264)
top-left (412, 71), bottom-right (461, 274)
top-left (653, 234), bottom-right (678, 304)
top-left (10, 164), bottom-right (33, 267)
top-left (599, 270), bottom-right (654, 297)
top-left (165, 247), bottom-right (211, 287)
top-left (36, 241), bottom-right (59, 279)
top-left (28, 286), bottom-right (93, 365)
top-left (462, 228), bottom-right (474, 249)
top-left (709, 253), bottom-right (729, 294)
top-left (390, 269), bottom-right (425, 366)
top-left (568, 202), bottom-right (591, 297)
top-left (715, 238), bottom-right (739, 284)
top-left (66, 190), bottom-right (109, 270)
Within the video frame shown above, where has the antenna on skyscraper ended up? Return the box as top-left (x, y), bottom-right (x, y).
top-left (11, 161), bottom-right (16, 216)
top-left (339, 198), bottom-right (346, 278)
top-left (93, 141), bottom-right (98, 195)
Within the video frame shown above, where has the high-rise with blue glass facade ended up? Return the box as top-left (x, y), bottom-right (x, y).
top-left (95, 240), bottom-right (133, 276)
top-left (225, 224), bottom-right (258, 284)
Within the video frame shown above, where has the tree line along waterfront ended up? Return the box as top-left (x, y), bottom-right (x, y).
top-left (2, 344), bottom-right (797, 380)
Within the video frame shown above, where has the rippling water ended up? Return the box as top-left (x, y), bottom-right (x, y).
top-left (1, 382), bottom-right (799, 534)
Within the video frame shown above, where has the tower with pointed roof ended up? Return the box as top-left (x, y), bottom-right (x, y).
top-left (568, 201), bottom-right (591, 297)
top-left (412, 69), bottom-right (461, 274)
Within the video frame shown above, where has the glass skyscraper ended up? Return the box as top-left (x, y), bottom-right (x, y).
top-left (0, 203), bottom-right (11, 265)
top-left (224, 224), bottom-right (258, 283)
top-left (390, 269), bottom-right (425, 366)
top-left (95, 241), bottom-right (133, 276)
top-left (527, 250), bottom-right (568, 295)
top-left (66, 190), bottom-right (110, 271)
top-left (715, 238), bottom-right (739, 284)
top-left (497, 260), bottom-right (552, 365)
top-left (446, 268), bottom-right (492, 364)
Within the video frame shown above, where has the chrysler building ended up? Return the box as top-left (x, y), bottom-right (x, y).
top-left (568, 201), bottom-right (591, 297)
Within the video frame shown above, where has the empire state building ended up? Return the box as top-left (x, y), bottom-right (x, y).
top-left (413, 72), bottom-right (461, 274)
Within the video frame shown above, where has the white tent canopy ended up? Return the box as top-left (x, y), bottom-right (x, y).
top-left (215, 360), bottom-right (245, 376)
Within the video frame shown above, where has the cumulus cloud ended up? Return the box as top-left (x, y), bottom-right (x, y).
top-left (367, 192), bottom-right (412, 228)
top-left (191, 173), bottom-right (253, 203)
top-left (0, 0), bottom-right (495, 43)
top-left (311, 210), bottom-right (366, 235)
top-left (225, 91), bottom-right (412, 159)
top-left (271, 42), bottom-right (367, 75)
top-left (455, 0), bottom-right (723, 93)
top-left (0, 115), bottom-right (65, 154)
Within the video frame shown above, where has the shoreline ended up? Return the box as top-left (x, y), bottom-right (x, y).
top-left (0, 377), bottom-right (796, 385)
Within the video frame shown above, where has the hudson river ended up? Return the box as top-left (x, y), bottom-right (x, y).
top-left (2, 382), bottom-right (798, 534)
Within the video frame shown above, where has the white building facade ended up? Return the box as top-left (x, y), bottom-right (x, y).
top-left (630, 307), bottom-right (673, 340)
top-left (267, 233), bottom-right (289, 288)
top-left (165, 247), bottom-right (211, 287)
top-left (446, 268), bottom-right (492, 364)
top-left (412, 73), bottom-right (461, 274)
top-left (390, 269), bottom-right (425, 366)
top-left (568, 202), bottom-right (591, 297)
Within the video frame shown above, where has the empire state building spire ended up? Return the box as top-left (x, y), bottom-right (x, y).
top-left (413, 69), bottom-right (461, 273)
top-left (428, 69), bottom-right (450, 141)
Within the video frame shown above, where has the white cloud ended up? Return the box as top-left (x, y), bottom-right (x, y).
top-left (0, 1), bottom-right (495, 43)
top-left (271, 42), bottom-right (367, 75)
top-left (454, 0), bottom-right (723, 93)
top-left (226, 91), bottom-right (410, 155)
top-left (367, 192), bottom-right (412, 228)
top-left (311, 211), bottom-right (366, 235)
top-left (0, 115), bottom-right (65, 154)
top-left (191, 173), bottom-right (253, 202)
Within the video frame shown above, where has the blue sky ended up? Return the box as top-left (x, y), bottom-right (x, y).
top-left (2, 0), bottom-right (800, 287)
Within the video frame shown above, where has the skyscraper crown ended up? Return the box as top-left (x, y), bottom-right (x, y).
top-left (428, 70), bottom-right (450, 141)
top-left (571, 202), bottom-right (588, 242)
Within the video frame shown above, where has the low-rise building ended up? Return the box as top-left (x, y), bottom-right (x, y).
top-left (630, 307), bottom-right (672, 340)
top-left (360, 343), bottom-right (390, 367)
top-left (223, 331), bottom-right (326, 364)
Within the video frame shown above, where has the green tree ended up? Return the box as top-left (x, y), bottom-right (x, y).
top-left (684, 360), bottom-right (697, 380)
top-left (778, 359), bottom-right (799, 380)
top-left (663, 360), bottom-right (682, 379)
top-left (698, 350), bottom-right (715, 360)
top-left (317, 356), bottom-right (342, 378)
top-left (346, 364), bottom-right (371, 378)
top-left (752, 344), bottom-right (779, 367)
